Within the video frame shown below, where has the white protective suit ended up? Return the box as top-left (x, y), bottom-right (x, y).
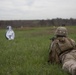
top-left (6, 26), bottom-right (15, 40)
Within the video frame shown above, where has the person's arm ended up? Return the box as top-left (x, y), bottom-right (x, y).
top-left (48, 41), bottom-right (56, 63)
top-left (48, 41), bottom-right (60, 64)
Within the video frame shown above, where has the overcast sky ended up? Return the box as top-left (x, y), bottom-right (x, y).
top-left (0, 0), bottom-right (76, 20)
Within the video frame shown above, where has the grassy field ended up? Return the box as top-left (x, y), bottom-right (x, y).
top-left (0, 26), bottom-right (76, 75)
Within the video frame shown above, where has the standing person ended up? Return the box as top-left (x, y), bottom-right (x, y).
top-left (48, 27), bottom-right (76, 75)
top-left (6, 26), bottom-right (15, 40)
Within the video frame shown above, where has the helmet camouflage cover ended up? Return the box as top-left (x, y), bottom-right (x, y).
top-left (55, 27), bottom-right (68, 36)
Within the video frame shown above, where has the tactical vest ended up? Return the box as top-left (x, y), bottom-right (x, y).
top-left (54, 37), bottom-right (74, 56)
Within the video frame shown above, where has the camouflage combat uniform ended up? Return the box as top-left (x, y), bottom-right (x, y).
top-left (48, 27), bottom-right (76, 75)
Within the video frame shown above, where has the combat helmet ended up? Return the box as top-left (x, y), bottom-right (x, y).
top-left (55, 27), bottom-right (68, 37)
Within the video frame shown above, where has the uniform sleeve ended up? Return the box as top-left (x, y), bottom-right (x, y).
top-left (48, 41), bottom-right (60, 63)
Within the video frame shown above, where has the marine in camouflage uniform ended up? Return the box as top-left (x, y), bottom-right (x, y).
top-left (48, 27), bottom-right (76, 75)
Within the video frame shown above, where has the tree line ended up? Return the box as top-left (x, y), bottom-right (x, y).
top-left (0, 18), bottom-right (76, 28)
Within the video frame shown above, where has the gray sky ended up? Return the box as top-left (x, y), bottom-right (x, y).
top-left (0, 0), bottom-right (76, 20)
